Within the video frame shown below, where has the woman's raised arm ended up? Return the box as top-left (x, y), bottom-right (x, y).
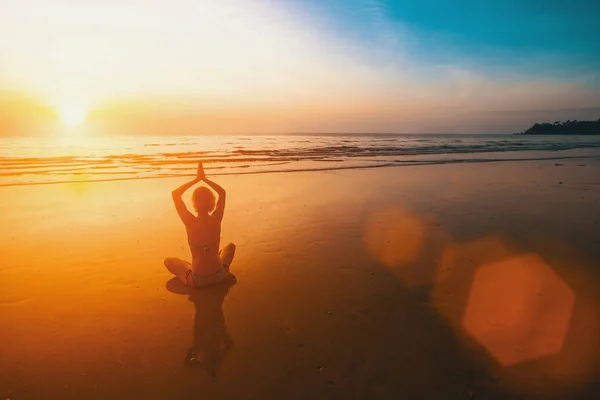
top-left (171, 176), bottom-right (200, 226)
top-left (196, 161), bottom-right (226, 220)
top-left (203, 177), bottom-right (226, 221)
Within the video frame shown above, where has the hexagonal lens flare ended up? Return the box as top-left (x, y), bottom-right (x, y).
top-left (462, 253), bottom-right (574, 366)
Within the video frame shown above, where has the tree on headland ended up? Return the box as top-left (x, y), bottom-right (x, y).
top-left (516, 119), bottom-right (600, 135)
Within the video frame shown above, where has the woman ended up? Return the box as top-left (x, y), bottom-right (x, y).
top-left (164, 161), bottom-right (235, 287)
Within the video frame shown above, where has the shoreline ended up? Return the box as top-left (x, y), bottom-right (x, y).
top-left (2, 147), bottom-right (600, 188)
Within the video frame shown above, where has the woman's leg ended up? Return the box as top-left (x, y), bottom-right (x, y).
top-left (164, 257), bottom-right (192, 284)
top-left (219, 243), bottom-right (236, 273)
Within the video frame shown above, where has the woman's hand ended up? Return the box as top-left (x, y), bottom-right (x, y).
top-left (196, 161), bottom-right (206, 181)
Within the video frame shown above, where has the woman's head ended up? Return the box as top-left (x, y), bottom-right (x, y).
top-left (192, 187), bottom-right (216, 214)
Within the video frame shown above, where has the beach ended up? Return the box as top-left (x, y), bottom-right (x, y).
top-left (3, 0), bottom-right (600, 396)
top-left (2, 151), bottom-right (600, 399)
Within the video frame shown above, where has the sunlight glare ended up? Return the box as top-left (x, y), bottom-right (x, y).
top-left (60, 105), bottom-right (87, 127)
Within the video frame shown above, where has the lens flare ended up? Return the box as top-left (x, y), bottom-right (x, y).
top-left (463, 253), bottom-right (575, 366)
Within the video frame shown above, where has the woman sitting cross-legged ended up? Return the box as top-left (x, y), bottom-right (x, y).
top-left (164, 161), bottom-right (235, 287)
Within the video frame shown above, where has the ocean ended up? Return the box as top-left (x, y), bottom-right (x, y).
top-left (1, 134), bottom-right (599, 186)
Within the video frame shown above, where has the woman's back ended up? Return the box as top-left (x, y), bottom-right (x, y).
top-left (187, 213), bottom-right (222, 274)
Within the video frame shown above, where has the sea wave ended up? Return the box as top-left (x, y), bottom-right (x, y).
top-left (0, 134), bottom-right (599, 186)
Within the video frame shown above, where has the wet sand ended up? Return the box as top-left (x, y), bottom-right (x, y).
top-left (2, 155), bottom-right (600, 399)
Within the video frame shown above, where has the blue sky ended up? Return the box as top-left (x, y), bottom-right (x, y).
top-left (299, 0), bottom-right (600, 76)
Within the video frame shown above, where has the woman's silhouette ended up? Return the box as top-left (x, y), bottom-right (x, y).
top-left (165, 161), bottom-right (236, 287)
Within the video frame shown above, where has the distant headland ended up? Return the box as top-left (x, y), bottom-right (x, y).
top-left (515, 119), bottom-right (600, 135)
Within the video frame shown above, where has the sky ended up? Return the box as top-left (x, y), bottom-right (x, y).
top-left (0, 0), bottom-right (599, 135)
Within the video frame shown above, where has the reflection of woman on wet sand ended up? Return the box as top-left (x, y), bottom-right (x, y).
top-left (164, 161), bottom-right (236, 287)
top-left (166, 278), bottom-right (235, 378)
top-left (187, 280), bottom-right (235, 377)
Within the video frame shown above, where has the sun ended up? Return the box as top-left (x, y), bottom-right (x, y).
top-left (59, 105), bottom-right (87, 126)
